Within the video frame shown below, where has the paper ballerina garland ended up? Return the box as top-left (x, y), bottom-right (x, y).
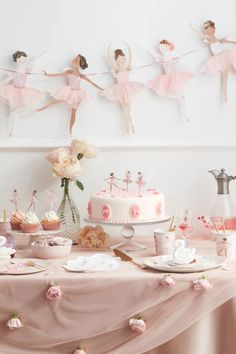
top-left (194, 20), bottom-right (236, 102)
top-left (37, 54), bottom-right (103, 135)
top-left (148, 40), bottom-right (193, 121)
top-left (0, 51), bottom-right (44, 136)
top-left (102, 44), bottom-right (145, 134)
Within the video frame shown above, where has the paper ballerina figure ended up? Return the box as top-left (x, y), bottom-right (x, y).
top-left (123, 171), bottom-right (133, 191)
top-left (193, 20), bottom-right (236, 102)
top-left (37, 54), bottom-right (103, 135)
top-left (28, 190), bottom-right (40, 211)
top-left (102, 44), bottom-right (145, 134)
top-left (10, 190), bottom-right (20, 211)
top-left (136, 172), bottom-right (146, 195)
top-left (0, 51), bottom-right (44, 136)
top-left (104, 172), bottom-right (120, 193)
top-left (148, 40), bottom-right (193, 121)
top-left (46, 189), bottom-right (58, 210)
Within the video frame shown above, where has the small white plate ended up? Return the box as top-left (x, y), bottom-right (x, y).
top-left (63, 254), bottom-right (121, 273)
top-left (0, 258), bottom-right (53, 275)
top-left (144, 255), bottom-right (225, 273)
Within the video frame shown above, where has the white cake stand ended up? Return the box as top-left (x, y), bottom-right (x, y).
top-left (11, 229), bottom-right (64, 246)
top-left (84, 215), bottom-right (171, 252)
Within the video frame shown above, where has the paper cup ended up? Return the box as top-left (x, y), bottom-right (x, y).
top-left (154, 229), bottom-right (176, 256)
top-left (212, 231), bottom-right (236, 259)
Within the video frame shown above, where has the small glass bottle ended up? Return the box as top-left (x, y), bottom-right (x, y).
top-left (209, 168), bottom-right (236, 230)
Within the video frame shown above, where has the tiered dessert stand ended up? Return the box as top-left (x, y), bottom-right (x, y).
top-left (12, 229), bottom-right (64, 247)
top-left (84, 216), bottom-right (171, 252)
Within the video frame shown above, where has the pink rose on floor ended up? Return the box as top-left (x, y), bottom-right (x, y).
top-left (161, 274), bottom-right (175, 287)
top-left (129, 318), bottom-right (146, 334)
top-left (46, 285), bottom-right (62, 300)
top-left (7, 314), bottom-right (23, 330)
top-left (74, 348), bottom-right (86, 354)
top-left (130, 205), bottom-right (141, 218)
top-left (193, 275), bottom-right (213, 291)
top-left (102, 204), bottom-right (111, 220)
top-left (46, 147), bottom-right (70, 164)
top-left (53, 156), bottom-right (82, 180)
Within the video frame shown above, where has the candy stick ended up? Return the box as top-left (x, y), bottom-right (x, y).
top-left (169, 216), bottom-right (175, 232)
top-left (221, 217), bottom-right (226, 232)
top-left (212, 217), bottom-right (219, 232)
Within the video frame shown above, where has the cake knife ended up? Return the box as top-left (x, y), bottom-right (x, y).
top-left (113, 249), bottom-right (146, 269)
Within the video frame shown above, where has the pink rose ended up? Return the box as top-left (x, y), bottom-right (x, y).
top-left (71, 139), bottom-right (98, 158)
top-left (156, 203), bottom-right (162, 215)
top-left (46, 147), bottom-right (70, 164)
top-left (53, 156), bottom-right (82, 180)
top-left (161, 274), bottom-right (175, 288)
top-left (193, 275), bottom-right (213, 291)
top-left (74, 349), bottom-right (86, 354)
top-left (102, 204), bottom-right (111, 220)
top-left (130, 205), bottom-right (141, 218)
top-left (7, 315), bottom-right (23, 330)
top-left (46, 285), bottom-right (62, 300)
top-left (129, 318), bottom-right (146, 334)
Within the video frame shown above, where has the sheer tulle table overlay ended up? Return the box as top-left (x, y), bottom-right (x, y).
top-left (0, 238), bottom-right (236, 354)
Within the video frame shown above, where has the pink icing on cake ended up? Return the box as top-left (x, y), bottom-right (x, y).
top-left (130, 205), bottom-right (141, 218)
top-left (102, 204), bottom-right (112, 220)
top-left (156, 203), bottom-right (162, 215)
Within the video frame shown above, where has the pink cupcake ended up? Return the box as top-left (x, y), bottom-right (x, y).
top-left (10, 211), bottom-right (25, 230)
top-left (20, 212), bottom-right (41, 233)
top-left (41, 211), bottom-right (61, 231)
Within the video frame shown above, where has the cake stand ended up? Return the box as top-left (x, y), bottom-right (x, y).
top-left (11, 229), bottom-right (64, 246)
top-left (84, 216), bottom-right (171, 252)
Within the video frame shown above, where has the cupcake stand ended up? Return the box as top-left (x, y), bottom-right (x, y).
top-left (84, 215), bottom-right (171, 251)
top-left (11, 229), bottom-right (64, 247)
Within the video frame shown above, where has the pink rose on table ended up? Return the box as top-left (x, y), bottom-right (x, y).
top-left (46, 147), bottom-right (70, 164)
top-left (161, 274), bottom-right (175, 287)
top-left (53, 156), bottom-right (82, 180)
top-left (71, 139), bottom-right (98, 159)
top-left (129, 318), bottom-right (146, 334)
top-left (193, 275), bottom-right (213, 291)
top-left (46, 285), bottom-right (62, 300)
top-left (7, 314), bottom-right (23, 329)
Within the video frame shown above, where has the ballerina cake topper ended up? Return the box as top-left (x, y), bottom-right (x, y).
top-left (136, 172), bottom-right (146, 195)
top-left (148, 40), bottom-right (193, 121)
top-left (102, 43), bottom-right (145, 134)
top-left (0, 51), bottom-right (44, 136)
top-left (37, 54), bottom-right (103, 135)
top-left (10, 189), bottom-right (20, 211)
top-left (28, 190), bottom-right (40, 212)
top-left (104, 172), bottom-right (120, 193)
top-left (123, 171), bottom-right (133, 191)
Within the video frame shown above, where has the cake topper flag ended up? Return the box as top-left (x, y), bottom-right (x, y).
top-left (192, 20), bottom-right (236, 102)
top-left (136, 172), bottom-right (146, 195)
top-left (46, 189), bottom-right (58, 211)
top-left (0, 51), bottom-right (44, 137)
top-left (104, 172), bottom-right (120, 193)
top-left (10, 190), bottom-right (20, 211)
top-left (37, 54), bottom-right (103, 135)
top-left (102, 43), bottom-right (145, 134)
top-left (148, 40), bottom-right (193, 122)
top-left (28, 190), bottom-right (40, 211)
top-left (123, 171), bottom-right (133, 191)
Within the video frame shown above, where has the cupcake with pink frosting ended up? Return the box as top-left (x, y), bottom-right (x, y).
top-left (10, 210), bottom-right (25, 230)
top-left (41, 211), bottom-right (61, 231)
top-left (20, 211), bottom-right (41, 233)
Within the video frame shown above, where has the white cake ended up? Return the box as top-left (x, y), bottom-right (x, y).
top-left (87, 189), bottom-right (166, 223)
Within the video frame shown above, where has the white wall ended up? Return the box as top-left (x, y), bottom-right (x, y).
top-left (0, 0), bottom-right (236, 237)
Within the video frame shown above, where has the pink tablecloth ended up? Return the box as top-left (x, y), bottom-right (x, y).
top-left (0, 238), bottom-right (236, 354)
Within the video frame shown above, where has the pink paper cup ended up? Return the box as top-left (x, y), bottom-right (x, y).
top-left (20, 224), bottom-right (41, 234)
top-left (212, 231), bottom-right (236, 259)
top-left (153, 229), bottom-right (176, 256)
top-left (41, 221), bottom-right (61, 231)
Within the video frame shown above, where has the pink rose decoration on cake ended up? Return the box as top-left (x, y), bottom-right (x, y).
top-left (102, 204), bottom-right (111, 220)
top-left (7, 314), bottom-right (23, 330)
top-left (130, 205), bottom-right (141, 218)
top-left (156, 203), bottom-right (162, 216)
top-left (87, 201), bottom-right (92, 218)
top-left (129, 317), bottom-right (146, 334)
top-left (193, 275), bottom-right (213, 291)
top-left (46, 285), bottom-right (62, 300)
top-left (160, 274), bottom-right (175, 288)
top-left (74, 347), bottom-right (86, 354)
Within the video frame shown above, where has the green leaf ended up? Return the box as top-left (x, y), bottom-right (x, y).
top-left (76, 180), bottom-right (84, 191)
top-left (77, 153), bottom-right (84, 160)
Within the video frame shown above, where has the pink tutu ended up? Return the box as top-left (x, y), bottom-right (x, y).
top-left (49, 85), bottom-right (92, 109)
top-left (148, 72), bottom-right (193, 96)
top-left (202, 49), bottom-right (236, 75)
top-left (0, 85), bottom-right (43, 110)
top-left (103, 71), bottom-right (144, 104)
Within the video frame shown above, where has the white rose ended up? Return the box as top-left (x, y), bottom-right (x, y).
top-left (46, 147), bottom-right (70, 164)
top-left (71, 139), bottom-right (98, 159)
top-left (53, 156), bottom-right (82, 180)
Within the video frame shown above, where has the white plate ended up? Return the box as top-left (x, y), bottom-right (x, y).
top-left (0, 258), bottom-right (53, 275)
top-left (63, 254), bottom-right (121, 273)
top-left (144, 255), bottom-right (225, 273)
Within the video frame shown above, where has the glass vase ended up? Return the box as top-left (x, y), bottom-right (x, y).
top-left (57, 179), bottom-right (80, 243)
